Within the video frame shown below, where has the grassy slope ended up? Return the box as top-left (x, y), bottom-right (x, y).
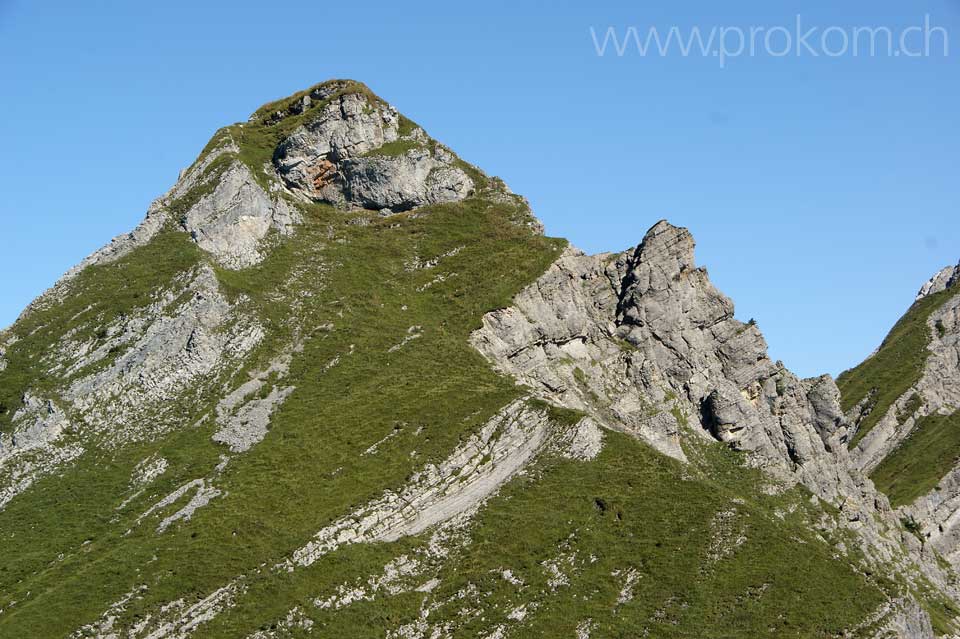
top-left (872, 410), bottom-right (960, 508)
top-left (0, 231), bottom-right (203, 432)
top-left (0, 82), bottom-right (924, 637)
top-left (837, 282), bottom-right (960, 509)
top-left (838, 287), bottom-right (957, 448)
top-left (190, 433), bottom-right (896, 639)
top-left (0, 195), bottom-right (564, 636)
top-left (413, 436), bottom-right (888, 639)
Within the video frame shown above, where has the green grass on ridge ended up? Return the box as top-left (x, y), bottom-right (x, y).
top-left (838, 287), bottom-right (957, 448)
top-left (871, 409), bottom-right (960, 508)
top-left (0, 230), bottom-right (202, 433)
top-left (406, 434), bottom-right (888, 638)
top-left (0, 196), bottom-right (565, 637)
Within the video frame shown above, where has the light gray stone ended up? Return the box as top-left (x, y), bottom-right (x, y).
top-left (472, 220), bottom-right (959, 621)
top-left (274, 92), bottom-right (474, 212)
top-left (288, 399), bottom-right (551, 568)
top-left (917, 261), bottom-right (960, 300)
top-left (181, 161), bottom-right (300, 269)
top-left (64, 266), bottom-right (264, 447)
top-left (1, 393), bottom-right (70, 460)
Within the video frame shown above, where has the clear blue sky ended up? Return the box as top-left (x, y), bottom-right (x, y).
top-left (0, 0), bottom-right (957, 378)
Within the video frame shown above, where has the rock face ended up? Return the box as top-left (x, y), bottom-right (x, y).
top-left (180, 161), bottom-right (300, 269)
top-left (473, 221), bottom-right (957, 637)
top-left (0, 264), bottom-right (263, 511)
top-left (63, 266), bottom-right (264, 441)
top-left (287, 400), bottom-right (552, 569)
top-left (0, 393), bottom-right (81, 509)
top-left (917, 262), bottom-right (960, 301)
top-left (274, 91), bottom-right (474, 212)
top-left (472, 221), bottom-right (855, 497)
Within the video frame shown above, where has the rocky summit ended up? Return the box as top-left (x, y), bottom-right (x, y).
top-left (1, 79), bottom-right (959, 638)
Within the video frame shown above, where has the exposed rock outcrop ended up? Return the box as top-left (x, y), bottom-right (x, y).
top-left (0, 393), bottom-right (82, 509)
top-left (0, 265), bottom-right (266, 510)
top-left (472, 221), bottom-right (956, 635)
top-left (0, 393), bottom-right (70, 463)
top-left (63, 266), bottom-right (264, 445)
top-left (274, 91), bottom-right (474, 212)
top-left (917, 262), bottom-right (960, 301)
top-left (288, 399), bottom-right (553, 568)
top-left (472, 221), bottom-right (858, 501)
top-left (211, 347), bottom-right (301, 453)
top-left (180, 161), bottom-right (300, 269)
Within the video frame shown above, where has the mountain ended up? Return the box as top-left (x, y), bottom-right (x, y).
top-left (0, 79), bottom-right (958, 638)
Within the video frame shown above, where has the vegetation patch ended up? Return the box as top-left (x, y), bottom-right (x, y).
top-left (838, 288), bottom-right (957, 448)
top-left (897, 393), bottom-right (923, 425)
top-left (871, 409), bottom-right (960, 507)
top-left (527, 398), bottom-right (586, 427)
top-left (411, 433), bottom-right (886, 638)
top-left (361, 138), bottom-right (423, 158)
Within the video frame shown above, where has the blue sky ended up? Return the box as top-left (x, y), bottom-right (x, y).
top-left (0, 0), bottom-right (957, 378)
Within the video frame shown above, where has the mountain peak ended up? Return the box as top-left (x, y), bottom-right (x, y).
top-left (247, 79), bottom-right (372, 123)
top-left (916, 261), bottom-right (960, 300)
top-left (636, 219), bottom-right (696, 272)
top-left (263, 82), bottom-right (478, 212)
top-left (59, 80), bottom-right (538, 275)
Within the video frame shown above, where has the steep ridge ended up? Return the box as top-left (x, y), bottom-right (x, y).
top-left (840, 262), bottom-right (960, 566)
top-left (0, 80), bottom-right (957, 638)
top-left (473, 224), bottom-right (960, 635)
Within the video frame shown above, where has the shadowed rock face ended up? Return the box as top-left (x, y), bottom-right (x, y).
top-left (274, 91), bottom-right (474, 212)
